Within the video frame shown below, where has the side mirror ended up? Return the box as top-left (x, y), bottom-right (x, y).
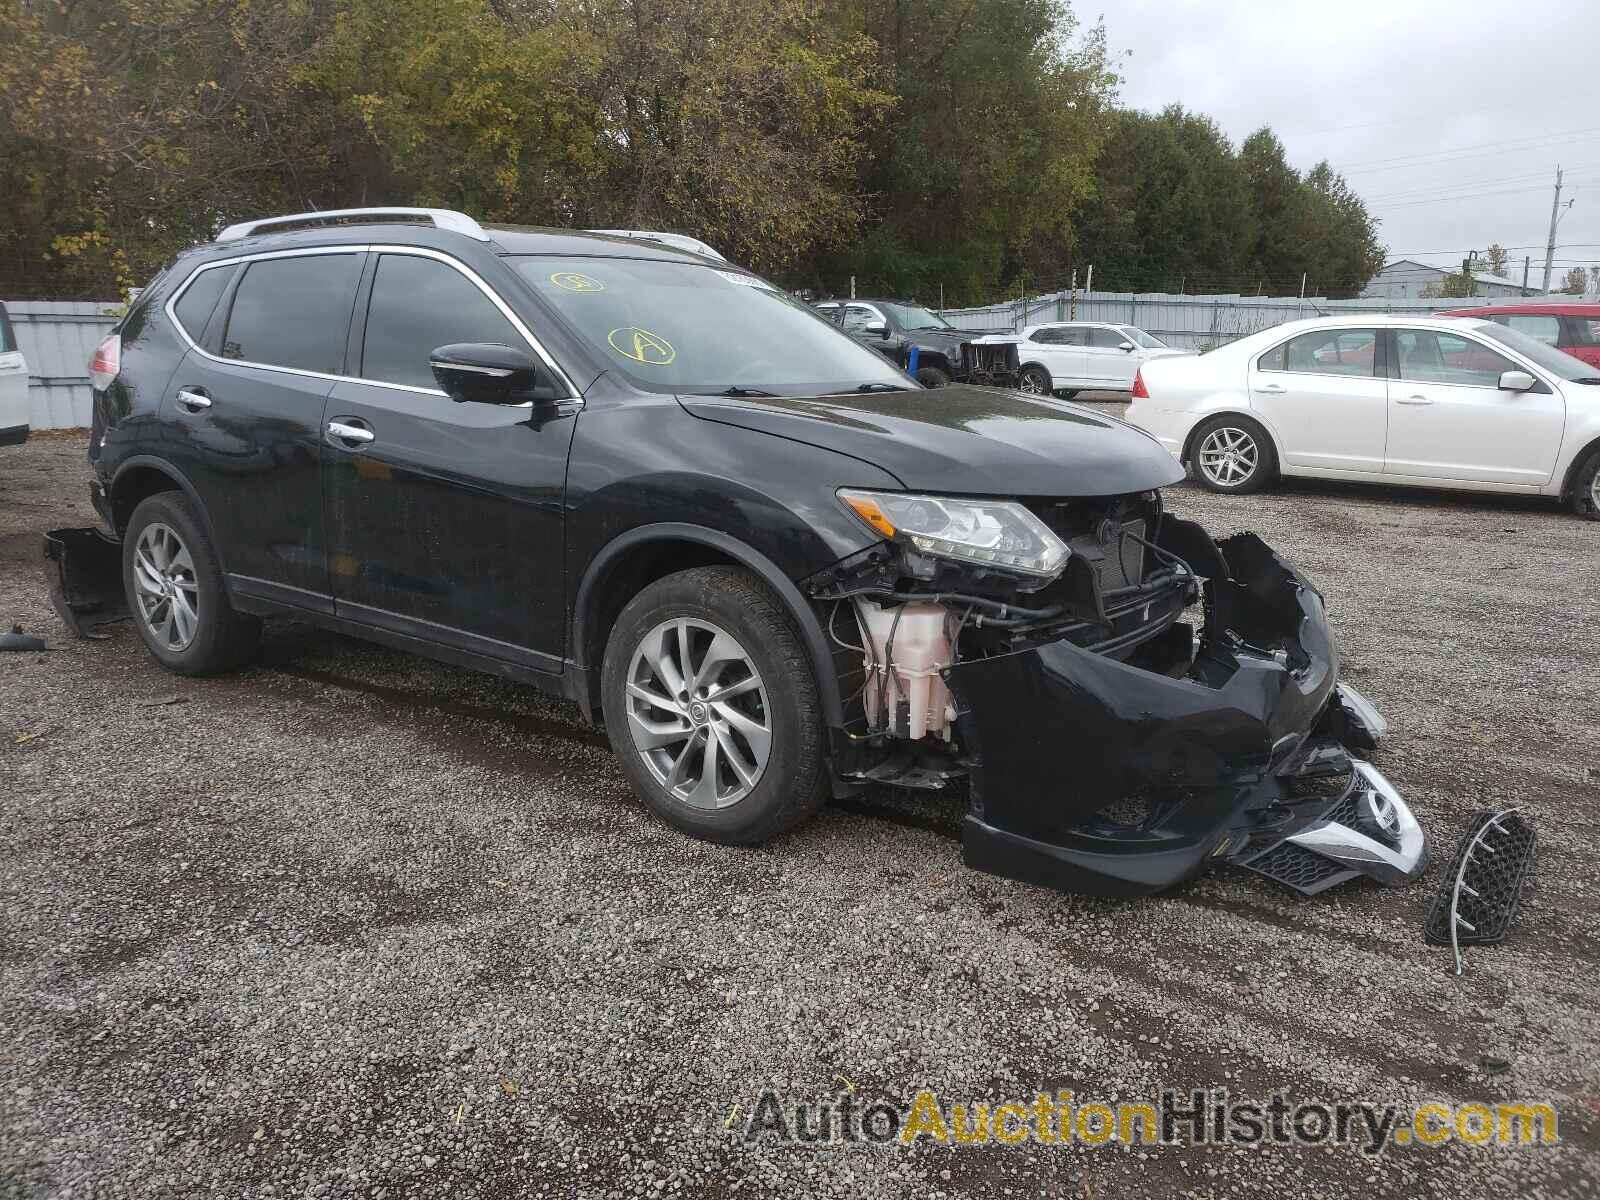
top-left (1118, 340), bottom-right (1136, 352)
top-left (1498, 369), bottom-right (1536, 392)
top-left (429, 343), bottom-right (539, 405)
top-left (864, 320), bottom-right (888, 336)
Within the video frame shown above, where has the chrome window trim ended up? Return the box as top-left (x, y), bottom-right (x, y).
top-left (163, 244), bottom-right (581, 403)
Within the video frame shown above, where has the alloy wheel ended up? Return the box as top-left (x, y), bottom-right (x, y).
top-left (624, 618), bottom-right (772, 809)
top-left (132, 522), bottom-right (200, 651)
top-left (1018, 369), bottom-right (1049, 395)
top-left (1591, 468), bottom-right (1600, 513)
top-left (1198, 426), bottom-right (1260, 488)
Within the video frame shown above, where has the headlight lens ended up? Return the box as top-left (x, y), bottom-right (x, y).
top-left (838, 489), bottom-right (1070, 579)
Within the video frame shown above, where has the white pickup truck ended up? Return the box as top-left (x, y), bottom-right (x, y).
top-left (0, 302), bottom-right (28, 445)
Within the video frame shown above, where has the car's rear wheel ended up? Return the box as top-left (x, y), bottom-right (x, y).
top-left (600, 566), bottom-right (829, 844)
top-left (1056, 389), bottom-right (1078, 400)
top-left (915, 365), bottom-right (951, 388)
top-left (123, 491), bottom-right (260, 674)
top-left (1017, 364), bottom-right (1052, 396)
top-left (1190, 415), bottom-right (1278, 494)
top-left (1572, 447), bottom-right (1600, 521)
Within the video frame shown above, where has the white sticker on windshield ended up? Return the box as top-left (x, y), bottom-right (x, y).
top-left (715, 269), bottom-right (777, 291)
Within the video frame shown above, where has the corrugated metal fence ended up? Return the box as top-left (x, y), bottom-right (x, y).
top-left (4, 300), bottom-right (122, 430)
top-left (938, 291), bottom-right (1577, 349)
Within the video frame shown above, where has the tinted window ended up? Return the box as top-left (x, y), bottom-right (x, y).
top-left (0, 304), bottom-right (12, 352)
top-left (1120, 326), bottom-right (1165, 348)
top-left (222, 254), bottom-right (361, 373)
top-left (362, 254), bottom-right (524, 390)
top-left (1260, 329), bottom-right (1376, 376)
top-left (879, 302), bottom-right (951, 330)
top-left (173, 265), bottom-right (234, 343)
top-left (1030, 327), bottom-right (1068, 344)
top-left (1501, 314), bottom-right (1560, 345)
top-left (1569, 316), bottom-right (1600, 346)
top-left (842, 305), bottom-right (884, 334)
top-left (1087, 327), bottom-right (1125, 348)
top-left (1395, 329), bottom-right (1515, 387)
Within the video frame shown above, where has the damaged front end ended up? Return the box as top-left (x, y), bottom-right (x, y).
top-left (808, 489), bottom-right (1428, 898)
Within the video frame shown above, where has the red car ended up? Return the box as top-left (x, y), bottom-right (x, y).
top-left (1442, 303), bottom-right (1600, 369)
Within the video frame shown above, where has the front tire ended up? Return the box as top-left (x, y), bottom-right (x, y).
top-left (1017, 364), bottom-right (1053, 396)
top-left (1571, 448), bottom-right (1600, 521)
top-left (123, 491), bottom-right (261, 674)
top-left (915, 365), bottom-right (951, 388)
top-left (1189, 415), bottom-right (1278, 495)
top-left (600, 566), bottom-right (829, 844)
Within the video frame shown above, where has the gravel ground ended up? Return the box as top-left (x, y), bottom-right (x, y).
top-left (2, 424), bottom-right (1597, 1199)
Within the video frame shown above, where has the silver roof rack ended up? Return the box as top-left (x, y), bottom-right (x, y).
top-left (215, 207), bottom-right (490, 243)
top-left (587, 229), bottom-right (727, 262)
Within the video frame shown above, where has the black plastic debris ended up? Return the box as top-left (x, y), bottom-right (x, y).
top-left (1424, 809), bottom-right (1535, 968)
top-left (0, 623), bottom-right (48, 652)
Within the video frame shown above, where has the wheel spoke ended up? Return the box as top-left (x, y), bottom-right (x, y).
top-left (713, 702), bottom-right (771, 766)
top-left (628, 710), bottom-right (694, 750)
top-left (691, 631), bottom-right (744, 691)
top-left (133, 551), bottom-right (163, 594)
top-left (627, 680), bottom-right (684, 714)
top-left (170, 589), bottom-right (198, 645)
top-left (645, 625), bottom-right (689, 699)
top-left (665, 730), bottom-right (702, 790)
top-left (705, 675), bottom-right (759, 702)
top-left (714, 725), bottom-right (759, 789)
top-left (684, 731), bottom-right (723, 808)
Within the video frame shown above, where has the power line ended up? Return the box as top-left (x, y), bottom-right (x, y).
top-left (1335, 126), bottom-right (1600, 173)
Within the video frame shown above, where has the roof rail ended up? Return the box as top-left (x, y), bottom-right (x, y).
top-left (215, 207), bottom-right (490, 243)
top-left (587, 229), bottom-right (727, 262)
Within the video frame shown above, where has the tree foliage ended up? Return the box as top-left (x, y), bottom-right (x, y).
top-left (0, 0), bottom-right (1388, 303)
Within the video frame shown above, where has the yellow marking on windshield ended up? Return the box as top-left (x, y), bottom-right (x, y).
top-left (550, 272), bottom-right (605, 292)
top-left (607, 326), bottom-right (676, 366)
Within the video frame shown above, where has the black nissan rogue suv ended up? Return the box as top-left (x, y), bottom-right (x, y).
top-left (54, 207), bottom-right (1426, 899)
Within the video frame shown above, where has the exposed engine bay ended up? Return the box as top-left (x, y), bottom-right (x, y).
top-left (807, 489), bottom-right (1429, 898)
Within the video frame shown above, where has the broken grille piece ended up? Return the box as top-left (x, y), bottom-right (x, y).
top-left (1423, 809), bottom-right (1535, 972)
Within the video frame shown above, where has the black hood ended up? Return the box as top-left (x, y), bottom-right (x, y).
top-left (677, 384), bottom-right (1186, 497)
top-left (900, 326), bottom-right (981, 352)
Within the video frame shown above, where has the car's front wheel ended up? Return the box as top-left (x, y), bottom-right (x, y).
top-left (123, 491), bottom-right (261, 674)
top-left (1571, 447), bottom-right (1600, 521)
top-left (915, 365), bottom-right (951, 388)
top-left (600, 566), bottom-right (829, 844)
top-left (1190, 415), bottom-right (1278, 495)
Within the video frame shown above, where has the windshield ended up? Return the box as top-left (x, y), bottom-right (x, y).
top-left (880, 302), bottom-right (952, 331)
top-left (515, 258), bottom-right (908, 394)
top-left (1474, 321), bottom-right (1599, 381)
top-left (1120, 326), bottom-right (1165, 349)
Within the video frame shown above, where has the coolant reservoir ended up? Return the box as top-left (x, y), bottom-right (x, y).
top-left (855, 600), bottom-right (955, 740)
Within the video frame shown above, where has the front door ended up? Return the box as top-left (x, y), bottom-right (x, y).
top-left (1082, 326), bottom-right (1140, 387)
top-left (1384, 327), bottom-right (1566, 486)
top-left (842, 303), bottom-right (898, 363)
top-left (321, 249), bottom-right (576, 669)
top-left (163, 249), bottom-right (366, 605)
top-left (1246, 326), bottom-right (1388, 472)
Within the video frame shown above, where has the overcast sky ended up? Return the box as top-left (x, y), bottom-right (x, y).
top-left (1096, 0), bottom-right (1600, 285)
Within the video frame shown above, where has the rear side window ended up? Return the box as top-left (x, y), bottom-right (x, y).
top-left (172, 265), bottom-right (234, 344)
top-left (360, 254), bottom-right (525, 390)
top-left (0, 303), bottom-right (13, 352)
top-left (1565, 315), bottom-right (1599, 346)
top-left (1259, 329), bottom-right (1377, 376)
top-left (222, 254), bottom-right (362, 373)
top-left (1501, 314), bottom-right (1561, 345)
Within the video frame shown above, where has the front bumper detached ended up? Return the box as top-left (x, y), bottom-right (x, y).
top-left (946, 527), bottom-right (1427, 898)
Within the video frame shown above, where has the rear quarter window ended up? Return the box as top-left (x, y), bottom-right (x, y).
top-left (172, 265), bottom-right (237, 344)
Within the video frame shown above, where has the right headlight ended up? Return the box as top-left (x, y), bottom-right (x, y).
top-left (837, 489), bottom-right (1070, 580)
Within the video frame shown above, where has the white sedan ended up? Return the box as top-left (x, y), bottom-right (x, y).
top-left (1125, 314), bottom-right (1600, 518)
top-left (980, 321), bottom-right (1189, 397)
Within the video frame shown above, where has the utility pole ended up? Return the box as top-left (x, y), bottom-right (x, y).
top-left (1542, 166), bottom-right (1574, 293)
top-left (1523, 256), bottom-right (1530, 290)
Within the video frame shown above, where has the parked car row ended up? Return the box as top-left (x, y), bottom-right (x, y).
top-left (46, 207), bottom-right (1422, 905)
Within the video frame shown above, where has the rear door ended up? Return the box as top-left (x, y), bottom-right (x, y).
top-left (0, 303), bottom-right (27, 440)
top-left (164, 249), bottom-right (364, 606)
top-left (1384, 327), bottom-right (1565, 485)
top-left (1021, 326), bottom-right (1084, 386)
top-left (321, 248), bottom-right (576, 667)
top-left (1247, 327), bottom-right (1388, 472)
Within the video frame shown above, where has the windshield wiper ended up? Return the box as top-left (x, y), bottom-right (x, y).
top-left (1574, 377), bottom-right (1600, 386)
top-left (907, 324), bottom-right (951, 332)
top-left (689, 385), bottom-right (781, 398)
top-left (835, 382), bottom-right (910, 394)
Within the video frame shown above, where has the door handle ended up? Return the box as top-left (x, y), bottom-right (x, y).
top-left (1254, 383), bottom-right (1286, 394)
top-left (1396, 395), bottom-right (1434, 406)
top-left (176, 388), bottom-right (212, 412)
top-left (326, 419), bottom-right (375, 447)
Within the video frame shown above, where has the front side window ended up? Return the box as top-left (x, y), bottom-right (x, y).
top-left (1259, 329), bottom-right (1377, 376)
top-left (361, 254), bottom-right (524, 390)
top-left (842, 305), bottom-right (885, 335)
top-left (514, 257), bottom-right (906, 394)
top-left (879, 302), bottom-right (951, 332)
top-left (1087, 327), bottom-right (1126, 349)
top-left (1394, 329), bottom-right (1515, 387)
top-left (222, 254), bottom-right (362, 373)
top-left (1569, 316), bottom-right (1600, 346)
top-left (1120, 326), bottom-right (1165, 349)
top-left (1501, 314), bottom-right (1561, 345)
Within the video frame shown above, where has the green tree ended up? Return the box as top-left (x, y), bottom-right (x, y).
top-left (1482, 243), bottom-right (1510, 278)
top-left (1561, 266), bottom-right (1588, 294)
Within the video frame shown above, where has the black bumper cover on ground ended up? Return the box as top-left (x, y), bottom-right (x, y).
top-left (948, 527), bottom-right (1428, 898)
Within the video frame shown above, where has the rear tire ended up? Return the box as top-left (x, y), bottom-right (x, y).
top-left (915, 365), bottom-right (951, 388)
top-left (1571, 448), bottom-right (1600, 520)
top-left (1055, 389), bottom-right (1079, 400)
top-left (1017, 364), bottom-right (1052, 396)
top-left (600, 566), bottom-right (829, 845)
top-left (1189, 414), bottom-right (1278, 495)
top-left (123, 491), bottom-right (261, 674)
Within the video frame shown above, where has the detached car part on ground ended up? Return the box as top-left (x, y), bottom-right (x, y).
top-left (48, 207), bottom-right (1426, 900)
